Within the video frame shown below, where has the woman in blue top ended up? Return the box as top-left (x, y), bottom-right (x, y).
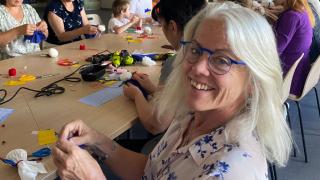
top-left (44, 0), bottom-right (98, 45)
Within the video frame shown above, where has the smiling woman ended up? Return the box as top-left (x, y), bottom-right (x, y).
top-left (51, 2), bottom-right (292, 180)
top-left (154, 0), bottom-right (293, 177)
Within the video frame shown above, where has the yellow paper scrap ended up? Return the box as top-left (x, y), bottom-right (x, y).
top-left (38, 129), bottom-right (57, 145)
top-left (125, 36), bottom-right (133, 40)
top-left (127, 39), bottom-right (143, 43)
top-left (3, 80), bottom-right (26, 86)
top-left (19, 74), bottom-right (36, 82)
top-left (72, 64), bottom-right (80, 68)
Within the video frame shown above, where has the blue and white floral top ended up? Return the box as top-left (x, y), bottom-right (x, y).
top-left (44, 0), bottom-right (84, 45)
top-left (143, 114), bottom-right (269, 180)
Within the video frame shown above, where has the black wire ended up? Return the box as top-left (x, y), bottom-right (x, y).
top-left (0, 64), bottom-right (88, 105)
top-left (96, 49), bottom-right (111, 55)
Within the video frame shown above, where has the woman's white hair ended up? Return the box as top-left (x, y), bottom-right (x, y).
top-left (154, 1), bottom-right (292, 166)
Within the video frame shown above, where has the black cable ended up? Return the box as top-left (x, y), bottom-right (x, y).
top-left (0, 64), bottom-right (88, 105)
top-left (0, 87), bottom-right (40, 105)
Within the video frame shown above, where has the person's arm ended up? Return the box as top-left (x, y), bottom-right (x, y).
top-left (134, 89), bottom-right (170, 134)
top-left (93, 134), bottom-right (148, 180)
top-left (47, 11), bottom-right (97, 42)
top-left (275, 11), bottom-right (299, 55)
top-left (0, 24), bottom-right (36, 47)
top-left (123, 83), bottom-right (171, 134)
top-left (113, 16), bottom-right (140, 34)
top-left (28, 4), bottom-right (48, 38)
top-left (80, 8), bottom-right (90, 26)
top-left (53, 120), bottom-right (148, 180)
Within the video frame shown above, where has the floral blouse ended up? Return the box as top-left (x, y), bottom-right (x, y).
top-left (143, 114), bottom-right (269, 180)
top-left (0, 4), bottom-right (41, 57)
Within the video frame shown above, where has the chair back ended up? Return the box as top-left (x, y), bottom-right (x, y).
top-left (87, 14), bottom-right (102, 26)
top-left (290, 54), bottom-right (320, 100)
top-left (282, 53), bottom-right (303, 103)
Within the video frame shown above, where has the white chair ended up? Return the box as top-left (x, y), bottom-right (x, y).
top-left (288, 54), bottom-right (320, 163)
top-left (87, 14), bottom-right (102, 26)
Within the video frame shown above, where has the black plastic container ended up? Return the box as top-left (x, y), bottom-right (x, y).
top-left (80, 65), bottom-right (106, 81)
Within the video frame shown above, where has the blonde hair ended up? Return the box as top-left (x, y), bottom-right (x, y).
top-left (287, 0), bottom-right (315, 27)
top-left (154, 2), bottom-right (292, 166)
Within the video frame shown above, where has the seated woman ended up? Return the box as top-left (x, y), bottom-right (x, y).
top-left (52, 2), bottom-right (292, 179)
top-left (44, 0), bottom-right (98, 45)
top-left (274, 0), bottom-right (315, 96)
top-left (0, 0), bottom-right (48, 57)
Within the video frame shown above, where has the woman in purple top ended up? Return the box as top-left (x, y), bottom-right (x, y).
top-left (275, 0), bottom-right (315, 96)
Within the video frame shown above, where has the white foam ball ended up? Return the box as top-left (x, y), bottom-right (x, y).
top-left (120, 71), bottom-right (132, 81)
top-left (48, 48), bottom-right (59, 58)
top-left (98, 25), bottom-right (106, 32)
top-left (144, 26), bottom-right (152, 35)
top-left (142, 56), bottom-right (156, 66)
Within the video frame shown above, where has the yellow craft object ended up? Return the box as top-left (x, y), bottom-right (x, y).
top-left (37, 129), bottom-right (58, 145)
top-left (103, 80), bottom-right (118, 86)
top-left (72, 64), bottom-right (80, 68)
top-left (19, 74), bottom-right (36, 82)
top-left (127, 39), bottom-right (143, 43)
top-left (125, 36), bottom-right (133, 40)
top-left (3, 80), bottom-right (26, 86)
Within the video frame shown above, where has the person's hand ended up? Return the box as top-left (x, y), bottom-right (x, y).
top-left (130, 15), bottom-right (140, 24)
top-left (53, 139), bottom-right (106, 180)
top-left (133, 73), bottom-right (157, 93)
top-left (123, 83), bottom-right (143, 100)
top-left (59, 119), bottom-right (102, 146)
top-left (18, 24), bottom-right (37, 36)
top-left (268, 5), bottom-right (284, 15)
top-left (82, 25), bottom-right (98, 35)
top-left (36, 21), bottom-right (48, 33)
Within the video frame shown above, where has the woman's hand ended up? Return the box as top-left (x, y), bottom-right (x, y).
top-left (53, 139), bottom-right (106, 180)
top-left (133, 73), bottom-right (157, 94)
top-left (59, 120), bottom-right (102, 146)
top-left (36, 21), bottom-right (48, 33)
top-left (18, 24), bottom-right (37, 36)
top-left (123, 83), bottom-right (143, 100)
top-left (82, 25), bottom-right (98, 35)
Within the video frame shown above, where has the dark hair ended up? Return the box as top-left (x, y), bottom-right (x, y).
top-left (0, 0), bottom-right (6, 5)
top-left (112, 0), bottom-right (130, 17)
top-left (152, 0), bottom-right (207, 31)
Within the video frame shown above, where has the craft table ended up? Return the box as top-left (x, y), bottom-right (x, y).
top-left (0, 28), bottom-right (169, 179)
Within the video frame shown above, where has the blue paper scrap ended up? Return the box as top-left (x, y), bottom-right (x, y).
top-left (0, 108), bottom-right (15, 123)
top-left (79, 82), bottom-right (123, 107)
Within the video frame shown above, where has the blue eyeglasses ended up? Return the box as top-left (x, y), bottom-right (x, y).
top-left (180, 40), bottom-right (246, 75)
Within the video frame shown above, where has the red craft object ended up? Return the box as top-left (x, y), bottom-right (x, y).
top-left (136, 26), bottom-right (142, 30)
top-left (80, 44), bottom-right (86, 50)
top-left (8, 68), bottom-right (16, 77)
top-left (57, 59), bottom-right (74, 66)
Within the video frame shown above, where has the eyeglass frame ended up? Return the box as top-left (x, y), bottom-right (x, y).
top-left (180, 40), bottom-right (246, 75)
